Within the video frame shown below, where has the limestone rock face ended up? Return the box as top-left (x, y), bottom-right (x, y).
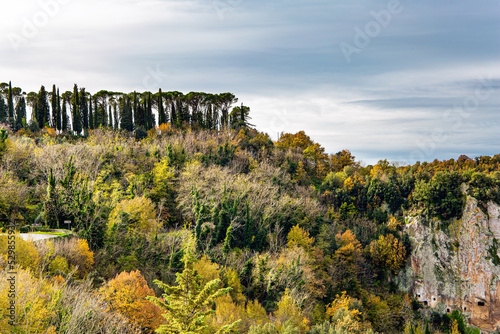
top-left (404, 197), bottom-right (500, 332)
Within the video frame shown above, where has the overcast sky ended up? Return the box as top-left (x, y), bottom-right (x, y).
top-left (1, 0), bottom-right (499, 165)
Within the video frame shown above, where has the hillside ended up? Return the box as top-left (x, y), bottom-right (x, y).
top-left (1, 113), bottom-right (500, 333)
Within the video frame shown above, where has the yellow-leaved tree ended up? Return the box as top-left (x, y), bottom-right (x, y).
top-left (0, 234), bottom-right (39, 271)
top-left (369, 234), bottom-right (406, 273)
top-left (108, 196), bottom-right (160, 234)
top-left (326, 292), bottom-right (373, 334)
top-left (274, 289), bottom-right (309, 332)
top-left (287, 224), bottom-right (315, 252)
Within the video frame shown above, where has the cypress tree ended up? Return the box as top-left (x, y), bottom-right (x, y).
top-left (158, 88), bottom-right (166, 125)
top-left (170, 98), bottom-right (176, 127)
top-left (147, 92), bottom-right (153, 130)
top-left (62, 96), bottom-right (68, 132)
top-left (35, 85), bottom-right (50, 127)
top-left (133, 91), bottom-right (138, 128)
top-left (7, 81), bottom-right (14, 126)
top-left (120, 95), bottom-right (133, 131)
top-left (51, 85), bottom-right (57, 128)
top-left (56, 88), bottom-right (62, 131)
top-left (0, 98), bottom-right (6, 123)
top-left (14, 96), bottom-right (26, 130)
top-left (71, 84), bottom-right (82, 134)
top-left (80, 88), bottom-right (88, 130)
top-left (88, 95), bottom-right (94, 130)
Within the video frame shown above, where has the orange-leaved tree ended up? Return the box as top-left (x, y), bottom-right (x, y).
top-left (100, 270), bottom-right (162, 332)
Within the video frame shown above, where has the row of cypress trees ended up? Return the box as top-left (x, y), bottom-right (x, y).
top-left (1, 82), bottom-right (251, 134)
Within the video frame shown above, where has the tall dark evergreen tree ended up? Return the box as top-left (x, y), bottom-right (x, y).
top-left (71, 84), bottom-right (82, 134)
top-left (56, 89), bottom-right (62, 131)
top-left (61, 91), bottom-right (70, 132)
top-left (51, 85), bottom-right (58, 128)
top-left (88, 95), bottom-right (94, 130)
top-left (230, 104), bottom-right (252, 129)
top-left (170, 94), bottom-right (177, 127)
top-left (14, 96), bottom-right (26, 130)
top-left (134, 91), bottom-right (146, 129)
top-left (0, 97), bottom-right (6, 123)
top-left (120, 95), bottom-right (133, 131)
top-left (80, 88), bottom-right (89, 131)
top-left (7, 81), bottom-right (14, 126)
top-left (158, 88), bottom-right (166, 125)
top-left (35, 86), bottom-right (50, 127)
top-left (93, 90), bottom-right (108, 128)
top-left (146, 92), bottom-right (153, 130)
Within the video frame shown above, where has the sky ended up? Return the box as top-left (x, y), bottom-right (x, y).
top-left (0, 0), bottom-right (499, 165)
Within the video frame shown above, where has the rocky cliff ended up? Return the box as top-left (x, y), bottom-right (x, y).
top-left (402, 196), bottom-right (500, 332)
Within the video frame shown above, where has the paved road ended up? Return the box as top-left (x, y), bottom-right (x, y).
top-left (18, 233), bottom-right (61, 241)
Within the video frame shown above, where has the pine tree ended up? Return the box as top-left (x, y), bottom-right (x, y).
top-left (147, 234), bottom-right (240, 334)
top-left (7, 81), bottom-right (14, 126)
top-left (230, 104), bottom-right (252, 129)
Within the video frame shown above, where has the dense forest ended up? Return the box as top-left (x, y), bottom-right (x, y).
top-left (1, 82), bottom-right (500, 334)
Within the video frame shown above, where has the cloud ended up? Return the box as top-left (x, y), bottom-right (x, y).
top-left (0, 0), bottom-right (499, 164)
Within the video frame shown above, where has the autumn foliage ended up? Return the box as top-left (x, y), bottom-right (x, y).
top-left (100, 270), bottom-right (162, 332)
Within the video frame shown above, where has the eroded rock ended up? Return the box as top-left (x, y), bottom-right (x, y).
top-left (404, 198), bottom-right (500, 332)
